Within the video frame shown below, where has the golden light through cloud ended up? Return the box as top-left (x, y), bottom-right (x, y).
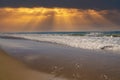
top-left (0, 7), bottom-right (119, 32)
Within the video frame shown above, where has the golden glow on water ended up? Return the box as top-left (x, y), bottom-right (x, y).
top-left (0, 7), bottom-right (118, 32)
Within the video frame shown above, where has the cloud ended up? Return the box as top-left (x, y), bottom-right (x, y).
top-left (0, 0), bottom-right (120, 10)
top-left (0, 7), bottom-right (119, 32)
top-left (102, 10), bottom-right (120, 25)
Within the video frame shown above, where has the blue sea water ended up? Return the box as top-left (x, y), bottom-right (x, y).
top-left (2, 31), bottom-right (120, 37)
top-left (0, 31), bottom-right (120, 51)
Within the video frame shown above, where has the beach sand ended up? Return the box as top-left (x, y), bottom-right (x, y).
top-left (0, 48), bottom-right (67, 80)
top-left (0, 38), bottom-right (120, 80)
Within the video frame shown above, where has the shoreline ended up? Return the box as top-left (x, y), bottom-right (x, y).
top-left (0, 38), bottom-right (120, 80)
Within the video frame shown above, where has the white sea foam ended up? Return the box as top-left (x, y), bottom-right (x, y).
top-left (1, 34), bottom-right (120, 51)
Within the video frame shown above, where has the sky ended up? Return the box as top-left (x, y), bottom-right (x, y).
top-left (0, 0), bottom-right (120, 32)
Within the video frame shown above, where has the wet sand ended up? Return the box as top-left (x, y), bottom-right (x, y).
top-left (0, 38), bottom-right (120, 80)
top-left (0, 48), bottom-right (68, 80)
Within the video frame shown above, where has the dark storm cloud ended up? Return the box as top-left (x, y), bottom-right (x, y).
top-left (0, 0), bottom-right (120, 10)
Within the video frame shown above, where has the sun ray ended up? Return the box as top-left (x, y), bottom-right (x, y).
top-left (0, 7), bottom-right (119, 32)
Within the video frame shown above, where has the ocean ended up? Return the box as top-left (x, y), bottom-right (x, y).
top-left (0, 31), bottom-right (120, 52)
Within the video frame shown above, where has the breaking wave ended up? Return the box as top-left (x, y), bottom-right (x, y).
top-left (0, 33), bottom-right (120, 51)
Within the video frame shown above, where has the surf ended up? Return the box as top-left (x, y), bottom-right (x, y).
top-left (0, 31), bottom-right (120, 52)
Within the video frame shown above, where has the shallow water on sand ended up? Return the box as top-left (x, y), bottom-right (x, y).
top-left (0, 39), bottom-right (120, 80)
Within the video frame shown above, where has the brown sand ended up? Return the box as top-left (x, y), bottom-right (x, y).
top-left (0, 39), bottom-right (120, 80)
top-left (0, 48), bottom-right (67, 80)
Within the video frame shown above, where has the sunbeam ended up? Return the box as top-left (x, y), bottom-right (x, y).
top-left (0, 7), bottom-right (119, 32)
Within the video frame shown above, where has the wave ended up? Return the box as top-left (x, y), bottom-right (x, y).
top-left (85, 32), bottom-right (104, 37)
top-left (0, 33), bottom-right (120, 51)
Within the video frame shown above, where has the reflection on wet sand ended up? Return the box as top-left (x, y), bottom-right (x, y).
top-left (24, 51), bottom-right (120, 80)
top-left (1, 39), bottom-right (120, 80)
